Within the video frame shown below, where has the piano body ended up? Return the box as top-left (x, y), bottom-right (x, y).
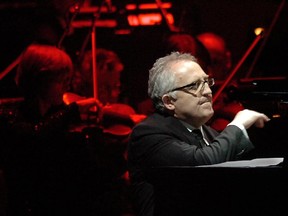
top-left (149, 165), bottom-right (288, 216)
top-left (229, 77), bottom-right (288, 158)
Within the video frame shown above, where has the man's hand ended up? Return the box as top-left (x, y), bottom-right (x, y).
top-left (230, 109), bottom-right (270, 129)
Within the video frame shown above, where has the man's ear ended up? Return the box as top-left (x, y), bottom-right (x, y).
top-left (162, 94), bottom-right (175, 111)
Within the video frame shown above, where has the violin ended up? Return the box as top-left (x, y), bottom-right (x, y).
top-left (63, 92), bottom-right (147, 136)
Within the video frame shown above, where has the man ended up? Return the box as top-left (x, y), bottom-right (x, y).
top-left (127, 52), bottom-right (270, 216)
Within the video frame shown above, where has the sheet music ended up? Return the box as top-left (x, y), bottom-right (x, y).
top-left (198, 158), bottom-right (284, 167)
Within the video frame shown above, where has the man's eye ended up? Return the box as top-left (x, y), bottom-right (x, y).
top-left (187, 83), bottom-right (198, 90)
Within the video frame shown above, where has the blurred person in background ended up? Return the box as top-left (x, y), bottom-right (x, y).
top-left (71, 48), bottom-right (124, 105)
top-left (69, 47), bottom-right (145, 216)
top-left (197, 32), bottom-right (232, 80)
top-left (70, 47), bottom-right (145, 130)
top-left (0, 43), bottom-right (105, 216)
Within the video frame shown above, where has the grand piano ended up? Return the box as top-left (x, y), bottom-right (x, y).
top-left (149, 163), bottom-right (288, 216)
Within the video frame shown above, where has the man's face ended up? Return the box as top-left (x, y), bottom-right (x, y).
top-left (165, 61), bottom-right (214, 127)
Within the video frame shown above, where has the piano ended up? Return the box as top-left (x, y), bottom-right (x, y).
top-left (149, 164), bottom-right (288, 216)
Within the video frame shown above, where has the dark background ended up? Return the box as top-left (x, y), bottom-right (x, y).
top-left (0, 0), bottom-right (287, 99)
top-left (0, 0), bottom-right (287, 158)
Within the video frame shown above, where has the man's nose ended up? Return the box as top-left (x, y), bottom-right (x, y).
top-left (201, 82), bottom-right (212, 95)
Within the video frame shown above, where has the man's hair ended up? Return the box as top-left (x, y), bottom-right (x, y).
top-left (148, 51), bottom-right (197, 112)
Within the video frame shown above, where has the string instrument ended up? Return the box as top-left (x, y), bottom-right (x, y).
top-left (63, 92), bottom-right (147, 179)
top-left (63, 92), bottom-right (146, 136)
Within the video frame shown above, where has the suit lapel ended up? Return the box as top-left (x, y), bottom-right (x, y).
top-left (202, 124), bottom-right (219, 143)
top-left (165, 116), bottom-right (204, 147)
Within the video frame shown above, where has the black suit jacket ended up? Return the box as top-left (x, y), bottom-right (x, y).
top-left (127, 112), bottom-right (254, 216)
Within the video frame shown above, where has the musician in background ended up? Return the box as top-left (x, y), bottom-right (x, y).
top-left (197, 32), bottom-right (232, 80)
top-left (70, 47), bottom-right (145, 131)
top-left (71, 48), bottom-right (124, 104)
top-left (0, 44), bottom-right (103, 216)
top-left (197, 32), bottom-right (244, 131)
top-left (70, 48), bottom-right (144, 215)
